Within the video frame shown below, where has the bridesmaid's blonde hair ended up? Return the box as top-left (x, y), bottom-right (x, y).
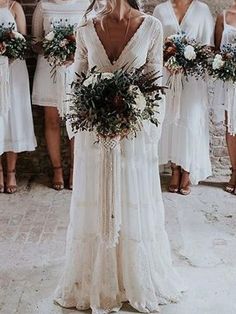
top-left (84, 0), bottom-right (140, 20)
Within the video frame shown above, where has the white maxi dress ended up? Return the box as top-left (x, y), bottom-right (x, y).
top-left (55, 16), bottom-right (185, 313)
top-left (153, 0), bottom-right (215, 185)
top-left (0, 5), bottom-right (36, 155)
top-left (32, 0), bottom-right (89, 114)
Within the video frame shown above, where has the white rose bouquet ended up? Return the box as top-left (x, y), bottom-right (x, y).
top-left (42, 21), bottom-right (76, 79)
top-left (0, 23), bottom-right (30, 60)
top-left (208, 44), bottom-right (236, 82)
top-left (164, 32), bottom-right (212, 78)
top-left (67, 67), bottom-right (166, 142)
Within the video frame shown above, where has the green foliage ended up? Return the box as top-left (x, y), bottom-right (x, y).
top-left (67, 67), bottom-right (166, 139)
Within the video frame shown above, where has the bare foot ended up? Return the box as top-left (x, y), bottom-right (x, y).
top-left (69, 167), bottom-right (73, 190)
top-left (6, 170), bottom-right (17, 194)
top-left (169, 165), bottom-right (181, 193)
top-left (180, 171), bottom-right (191, 196)
top-left (52, 167), bottom-right (64, 191)
top-left (225, 168), bottom-right (236, 193)
top-left (0, 168), bottom-right (4, 193)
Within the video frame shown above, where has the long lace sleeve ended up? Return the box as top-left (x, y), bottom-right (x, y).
top-left (32, 1), bottom-right (44, 42)
top-left (66, 26), bottom-right (88, 139)
top-left (144, 19), bottom-right (165, 142)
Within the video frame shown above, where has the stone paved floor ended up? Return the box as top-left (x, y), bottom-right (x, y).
top-left (0, 175), bottom-right (236, 314)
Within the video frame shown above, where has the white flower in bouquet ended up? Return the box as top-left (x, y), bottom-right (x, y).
top-left (59, 39), bottom-right (69, 48)
top-left (129, 85), bottom-right (146, 112)
top-left (184, 45), bottom-right (196, 60)
top-left (12, 31), bottom-right (26, 41)
top-left (83, 72), bottom-right (114, 87)
top-left (212, 54), bottom-right (225, 70)
top-left (168, 34), bottom-right (180, 41)
top-left (45, 31), bottom-right (55, 41)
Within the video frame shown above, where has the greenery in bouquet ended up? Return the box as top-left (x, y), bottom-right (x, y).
top-left (164, 32), bottom-right (213, 78)
top-left (42, 20), bottom-right (76, 69)
top-left (67, 67), bottom-right (166, 140)
top-left (0, 23), bottom-right (31, 60)
top-left (208, 44), bottom-right (236, 83)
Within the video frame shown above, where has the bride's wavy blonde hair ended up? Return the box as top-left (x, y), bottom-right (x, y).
top-left (84, 0), bottom-right (140, 20)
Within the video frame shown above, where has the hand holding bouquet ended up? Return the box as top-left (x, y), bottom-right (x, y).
top-left (67, 67), bottom-right (165, 143)
top-left (0, 23), bottom-right (30, 60)
top-left (164, 32), bottom-right (213, 78)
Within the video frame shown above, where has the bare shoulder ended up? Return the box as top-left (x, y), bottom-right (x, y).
top-left (10, 1), bottom-right (24, 12)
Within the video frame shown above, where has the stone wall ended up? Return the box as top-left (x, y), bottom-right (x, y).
top-left (16, 0), bottom-right (232, 176)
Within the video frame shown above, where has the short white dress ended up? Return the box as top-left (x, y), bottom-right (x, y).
top-left (213, 11), bottom-right (236, 136)
top-left (32, 0), bottom-right (89, 109)
top-left (153, 0), bottom-right (215, 184)
top-left (0, 5), bottom-right (36, 155)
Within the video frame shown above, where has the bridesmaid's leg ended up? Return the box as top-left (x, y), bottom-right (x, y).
top-left (0, 156), bottom-right (4, 193)
top-left (44, 107), bottom-right (64, 190)
top-left (179, 169), bottom-right (191, 196)
top-left (6, 152), bottom-right (17, 194)
top-left (225, 113), bottom-right (236, 194)
top-left (68, 138), bottom-right (74, 190)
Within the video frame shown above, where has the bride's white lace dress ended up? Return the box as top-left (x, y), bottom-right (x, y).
top-left (55, 15), bottom-right (185, 313)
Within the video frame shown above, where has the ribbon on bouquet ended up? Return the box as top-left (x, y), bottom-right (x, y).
top-left (167, 72), bottom-right (183, 123)
top-left (56, 65), bottom-right (74, 118)
top-left (0, 56), bottom-right (10, 116)
top-left (225, 81), bottom-right (236, 136)
top-left (99, 136), bottom-right (122, 248)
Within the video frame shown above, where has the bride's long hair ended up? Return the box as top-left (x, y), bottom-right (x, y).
top-left (85, 0), bottom-right (141, 20)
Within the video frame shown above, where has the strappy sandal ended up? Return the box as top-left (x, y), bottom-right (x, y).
top-left (225, 168), bottom-right (236, 194)
top-left (6, 170), bottom-right (17, 194)
top-left (179, 170), bottom-right (191, 196)
top-left (0, 169), bottom-right (4, 193)
top-left (52, 166), bottom-right (64, 191)
top-left (169, 165), bottom-right (181, 193)
top-left (69, 166), bottom-right (73, 190)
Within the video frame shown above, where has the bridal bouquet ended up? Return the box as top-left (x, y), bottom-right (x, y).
top-left (67, 67), bottom-right (165, 142)
top-left (208, 44), bottom-right (236, 82)
top-left (0, 23), bottom-right (30, 60)
top-left (42, 21), bottom-right (76, 72)
top-left (164, 32), bottom-right (212, 78)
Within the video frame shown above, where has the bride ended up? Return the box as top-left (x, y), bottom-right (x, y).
top-left (54, 0), bottom-right (185, 312)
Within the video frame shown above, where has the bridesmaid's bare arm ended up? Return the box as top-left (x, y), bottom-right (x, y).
top-left (215, 14), bottom-right (224, 51)
top-left (11, 1), bottom-right (27, 35)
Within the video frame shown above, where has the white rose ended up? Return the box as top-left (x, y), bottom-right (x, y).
top-left (45, 31), bottom-right (55, 41)
top-left (100, 73), bottom-right (114, 80)
top-left (212, 54), bottom-right (225, 70)
top-left (12, 31), bottom-right (25, 41)
top-left (184, 45), bottom-right (196, 61)
top-left (129, 85), bottom-right (146, 112)
top-left (59, 39), bottom-right (69, 48)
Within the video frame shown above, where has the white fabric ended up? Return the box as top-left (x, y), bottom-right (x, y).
top-left (153, 0), bottom-right (214, 185)
top-left (0, 56), bottom-right (10, 116)
top-left (32, 0), bottom-right (90, 109)
top-left (0, 7), bottom-right (36, 154)
top-left (213, 11), bottom-right (236, 135)
top-left (55, 16), bottom-right (185, 314)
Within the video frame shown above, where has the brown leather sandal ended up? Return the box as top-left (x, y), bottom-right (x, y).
top-left (225, 168), bottom-right (236, 194)
top-left (6, 170), bottom-right (17, 194)
top-left (0, 169), bottom-right (4, 193)
top-left (179, 171), bottom-right (191, 196)
top-left (169, 165), bottom-right (181, 193)
top-left (52, 166), bottom-right (64, 191)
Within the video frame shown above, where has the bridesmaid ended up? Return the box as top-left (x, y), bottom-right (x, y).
top-left (0, 0), bottom-right (36, 194)
top-left (153, 0), bottom-right (214, 195)
top-left (32, 0), bottom-right (89, 190)
top-left (215, 4), bottom-right (236, 195)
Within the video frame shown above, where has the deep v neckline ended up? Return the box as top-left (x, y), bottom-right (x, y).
top-left (168, 0), bottom-right (195, 30)
top-left (91, 15), bottom-right (148, 66)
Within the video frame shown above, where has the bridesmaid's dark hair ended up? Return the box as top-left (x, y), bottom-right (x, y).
top-left (85, 0), bottom-right (140, 20)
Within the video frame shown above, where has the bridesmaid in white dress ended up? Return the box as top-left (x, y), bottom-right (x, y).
top-left (32, 0), bottom-right (89, 190)
top-left (0, 0), bottom-right (36, 194)
top-left (215, 3), bottom-right (236, 195)
top-left (54, 0), bottom-right (185, 312)
top-left (153, 0), bottom-right (214, 195)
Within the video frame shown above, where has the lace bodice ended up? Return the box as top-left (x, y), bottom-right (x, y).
top-left (32, 0), bottom-right (89, 41)
top-left (220, 10), bottom-right (236, 50)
